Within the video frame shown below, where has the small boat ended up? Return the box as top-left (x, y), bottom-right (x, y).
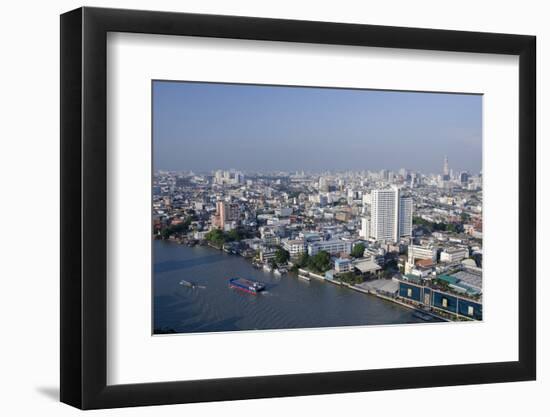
top-left (179, 279), bottom-right (196, 288)
top-left (262, 264), bottom-right (272, 272)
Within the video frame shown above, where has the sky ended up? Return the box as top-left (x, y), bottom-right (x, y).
top-left (153, 81), bottom-right (482, 174)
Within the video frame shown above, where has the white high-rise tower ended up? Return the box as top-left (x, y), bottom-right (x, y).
top-left (398, 193), bottom-right (413, 238)
top-left (370, 186), bottom-right (413, 242)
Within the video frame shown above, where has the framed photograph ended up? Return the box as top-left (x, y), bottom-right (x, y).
top-left (60, 6), bottom-right (536, 409)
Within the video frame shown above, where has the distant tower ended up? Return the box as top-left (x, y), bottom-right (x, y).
top-left (443, 155), bottom-right (450, 181)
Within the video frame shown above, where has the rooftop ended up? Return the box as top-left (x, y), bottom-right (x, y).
top-left (438, 274), bottom-right (460, 285)
top-left (450, 270), bottom-right (482, 291)
top-left (416, 258), bottom-right (434, 268)
top-left (353, 259), bottom-right (382, 273)
top-left (403, 274), bottom-right (423, 284)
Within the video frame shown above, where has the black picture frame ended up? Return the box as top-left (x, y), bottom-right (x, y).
top-left (60, 6), bottom-right (536, 410)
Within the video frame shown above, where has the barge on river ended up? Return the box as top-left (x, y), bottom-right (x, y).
top-left (228, 277), bottom-right (266, 295)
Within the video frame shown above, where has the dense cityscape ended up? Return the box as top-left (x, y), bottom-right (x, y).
top-left (153, 155), bottom-right (483, 325)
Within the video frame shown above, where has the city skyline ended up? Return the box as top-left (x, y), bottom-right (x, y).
top-left (154, 155), bottom-right (474, 177)
top-left (152, 80), bottom-right (483, 335)
top-left (153, 81), bottom-right (482, 174)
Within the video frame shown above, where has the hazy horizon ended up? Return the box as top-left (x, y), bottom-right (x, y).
top-left (153, 81), bottom-right (482, 175)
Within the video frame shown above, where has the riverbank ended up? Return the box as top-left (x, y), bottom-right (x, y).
top-left (154, 241), bottom-right (428, 333)
top-left (296, 267), bottom-right (447, 322)
top-left (181, 239), bottom-right (448, 323)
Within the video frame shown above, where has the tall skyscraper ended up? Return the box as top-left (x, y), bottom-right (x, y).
top-left (442, 155), bottom-right (451, 181)
top-left (398, 194), bottom-right (413, 238)
top-left (371, 189), bottom-right (396, 241)
top-left (370, 186), bottom-right (413, 242)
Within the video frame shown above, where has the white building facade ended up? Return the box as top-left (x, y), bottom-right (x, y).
top-left (407, 244), bottom-right (437, 263)
top-left (307, 239), bottom-right (352, 256)
top-left (360, 217), bottom-right (370, 239)
top-left (371, 188), bottom-right (396, 241)
top-left (370, 186), bottom-right (413, 242)
top-left (281, 239), bottom-right (307, 257)
top-left (440, 247), bottom-right (469, 263)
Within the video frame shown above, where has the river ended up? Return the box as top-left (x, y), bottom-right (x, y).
top-left (153, 240), bottom-right (425, 334)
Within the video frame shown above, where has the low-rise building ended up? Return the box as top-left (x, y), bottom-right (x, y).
top-left (334, 258), bottom-right (353, 273)
top-left (281, 239), bottom-right (307, 258)
top-left (440, 247), bottom-right (469, 263)
top-left (307, 239), bottom-right (352, 256)
top-left (397, 277), bottom-right (482, 320)
top-left (409, 265), bottom-right (434, 279)
top-left (353, 258), bottom-right (382, 275)
top-left (408, 244), bottom-right (437, 263)
top-left (275, 207), bottom-right (293, 217)
top-left (259, 247), bottom-right (277, 262)
top-left (193, 231), bottom-right (208, 240)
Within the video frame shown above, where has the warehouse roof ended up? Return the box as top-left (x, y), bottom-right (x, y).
top-left (353, 259), bottom-right (381, 273)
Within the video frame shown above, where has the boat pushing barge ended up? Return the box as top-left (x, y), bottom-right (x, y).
top-left (228, 277), bottom-right (266, 295)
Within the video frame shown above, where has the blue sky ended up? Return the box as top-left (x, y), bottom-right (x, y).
top-left (153, 81), bottom-right (482, 174)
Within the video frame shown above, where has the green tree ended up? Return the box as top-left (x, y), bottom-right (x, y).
top-left (413, 216), bottom-right (430, 227)
top-left (385, 259), bottom-right (398, 270)
top-left (378, 258), bottom-right (398, 278)
top-left (160, 218), bottom-right (192, 239)
top-left (434, 222), bottom-right (447, 231)
top-left (291, 252), bottom-right (310, 272)
top-left (434, 278), bottom-right (450, 291)
top-left (308, 251), bottom-right (331, 273)
top-left (205, 228), bottom-right (226, 246)
top-left (413, 216), bottom-right (435, 232)
top-left (338, 272), bottom-right (363, 285)
top-left (445, 223), bottom-right (463, 234)
top-left (160, 228), bottom-right (171, 240)
top-left (351, 243), bottom-right (365, 258)
top-left (226, 229), bottom-right (240, 242)
top-left (275, 248), bottom-right (290, 265)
